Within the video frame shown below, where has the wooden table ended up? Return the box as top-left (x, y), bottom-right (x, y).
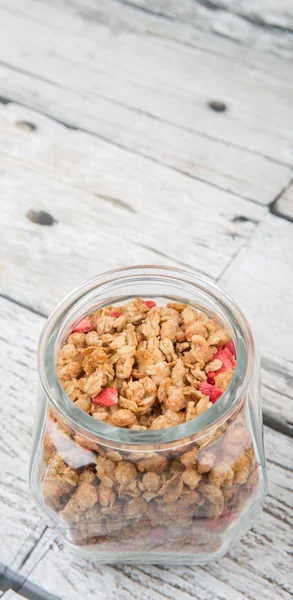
top-left (0, 1), bottom-right (292, 598)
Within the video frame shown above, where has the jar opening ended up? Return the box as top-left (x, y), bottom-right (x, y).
top-left (38, 266), bottom-right (255, 449)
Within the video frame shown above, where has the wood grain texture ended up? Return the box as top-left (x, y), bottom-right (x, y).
top-left (220, 212), bottom-right (293, 433)
top-left (110, 0), bottom-right (293, 58)
top-left (0, 100), bottom-right (266, 313)
top-left (12, 426), bottom-right (293, 600)
top-left (0, 296), bottom-right (45, 570)
top-left (1, 63), bottom-right (290, 206)
top-left (0, 0), bottom-right (293, 175)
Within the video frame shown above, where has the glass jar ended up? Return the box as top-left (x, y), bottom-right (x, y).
top-left (29, 266), bottom-right (266, 564)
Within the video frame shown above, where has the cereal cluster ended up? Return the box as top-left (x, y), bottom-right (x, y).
top-left (57, 298), bottom-right (237, 429)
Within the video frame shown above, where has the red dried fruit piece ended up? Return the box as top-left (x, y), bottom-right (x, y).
top-left (224, 341), bottom-right (236, 358)
top-left (145, 300), bottom-right (156, 309)
top-left (199, 382), bottom-right (223, 403)
top-left (111, 311), bottom-right (122, 318)
top-left (207, 371), bottom-right (217, 384)
top-left (92, 388), bottom-right (118, 406)
top-left (72, 318), bottom-right (93, 333)
top-left (207, 347), bottom-right (236, 384)
top-left (214, 347), bottom-right (236, 370)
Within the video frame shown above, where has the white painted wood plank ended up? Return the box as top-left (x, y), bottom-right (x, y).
top-left (0, 101), bottom-right (266, 314)
top-left (0, 297), bottom-right (45, 570)
top-left (1, 65), bottom-right (290, 205)
top-left (124, 0), bottom-right (293, 56)
top-left (220, 212), bottom-right (293, 433)
top-left (197, 0), bottom-right (293, 30)
top-left (113, 0), bottom-right (293, 33)
top-left (0, 0), bottom-right (292, 173)
top-left (273, 181), bottom-right (293, 220)
top-left (23, 0), bottom-right (293, 63)
top-left (14, 427), bottom-right (293, 600)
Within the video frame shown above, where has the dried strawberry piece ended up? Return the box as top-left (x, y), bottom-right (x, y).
top-left (207, 347), bottom-right (236, 384)
top-left (111, 311), bottom-right (122, 318)
top-left (72, 318), bottom-right (93, 333)
top-left (214, 347), bottom-right (236, 370)
top-left (207, 371), bottom-right (217, 384)
top-left (145, 300), bottom-right (156, 309)
top-left (92, 388), bottom-right (118, 406)
top-left (199, 382), bottom-right (223, 403)
top-left (224, 341), bottom-right (236, 358)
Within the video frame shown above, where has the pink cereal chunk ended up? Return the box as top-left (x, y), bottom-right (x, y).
top-left (224, 341), bottom-right (236, 358)
top-left (92, 388), bottom-right (118, 407)
top-left (72, 318), bottom-right (93, 333)
top-left (199, 382), bottom-right (223, 403)
top-left (111, 311), bottom-right (122, 318)
top-left (145, 300), bottom-right (156, 309)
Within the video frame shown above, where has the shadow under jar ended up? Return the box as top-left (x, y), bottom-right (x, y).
top-left (29, 266), bottom-right (266, 564)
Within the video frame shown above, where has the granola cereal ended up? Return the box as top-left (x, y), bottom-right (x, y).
top-left (56, 298), bottom-right (237, 429)
top-left (41, 299), bottom-right (259, 552)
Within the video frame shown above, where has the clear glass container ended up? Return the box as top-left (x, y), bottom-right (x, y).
top-left (29, 266), bottom-right (266, 564)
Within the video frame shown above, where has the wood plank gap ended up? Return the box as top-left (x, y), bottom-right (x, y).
top-left (195, 0), bottom-right (293, 34)
top-left (0, 294), bottom-right (47, 319)
top-left (124, 241), bottom-right (213, 279)
top-left (270, 174), bottom-right (293, 224)
top-left (17, 529), bottom-right (48, 573)
top-left (0, 61), bottom-right (65, 92)
top-left (116, 0), bottom-right (293, 34)
top-left (0, 564), bottom-right (60, 600)
top-left (113, 0), bottom-right (175, 22)
top-left (263, 413), bottom-right (293, 439)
